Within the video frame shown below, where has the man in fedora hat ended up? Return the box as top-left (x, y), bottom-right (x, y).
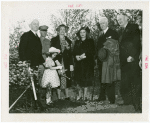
top-left (38, 25), bottom-right (52, 107)
top-left (50, 24), bottom-right (74, 101)
top-left (96, 17), bottom-right (119, 104)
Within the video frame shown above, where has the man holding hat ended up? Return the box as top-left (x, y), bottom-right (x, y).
top-left (96, 17), bottom-right (119, 104)
top-left (38, 25), bottom-right (52, 107)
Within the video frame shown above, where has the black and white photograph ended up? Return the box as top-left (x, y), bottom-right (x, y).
top-left (1, 1), bottom-right (149, 122)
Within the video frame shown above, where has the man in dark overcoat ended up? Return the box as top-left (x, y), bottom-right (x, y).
top-left (19, 19), bottom-right (44, 67)
top-left (117, 14), bottom-right (142, 112)
top-left (19, 19), bottom-right (45, 111)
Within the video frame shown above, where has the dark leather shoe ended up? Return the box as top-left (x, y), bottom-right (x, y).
top-left (96, 98), bottom-right (106, 102)
top-left (47, 101), bottom-right (54, 106)
top-left (76, 97), bottom-right (83, 101)
top-left (117, 103), bottom-right (130, 106)
top-left (109, 102), bottom-right (115, 104)
top-left (65, 97), bottom-right (70, 101)
top-left (55, 99), bottom-right (62, 102)
top-left (47, 104), bottom-right (54, 108)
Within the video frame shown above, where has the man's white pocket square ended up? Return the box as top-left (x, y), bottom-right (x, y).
top-left (107, 36), bottom-right (112, 39)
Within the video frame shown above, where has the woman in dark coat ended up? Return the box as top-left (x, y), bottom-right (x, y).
top-left (50, 24), bottom-right (74, 100)
top-left (73, 26), bottom-right (95, 100)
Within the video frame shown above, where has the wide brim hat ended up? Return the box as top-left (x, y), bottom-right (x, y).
top-left (76, 26), bottom-right (90, 37)
top-left (46, 47), bottom-right (60, 54)
top-left (98, 48), bottom-right (109, 62)
top-left (56, 24), bottom-right (69, 32)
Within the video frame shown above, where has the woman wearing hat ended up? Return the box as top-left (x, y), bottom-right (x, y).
top-left (73, 26), bottom-right (95, 101)
top-left (50, 24), bottom-right (74, 100)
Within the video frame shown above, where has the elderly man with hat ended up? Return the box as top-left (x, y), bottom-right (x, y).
top-left (96, 17), bottom-right (120, 104)
top-left (38, 25), bottom-right (52, 107)
top-left (50, 24), bottom-right (74, 101)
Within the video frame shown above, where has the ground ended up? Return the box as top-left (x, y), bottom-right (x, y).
top-left (9, 73), bottom-right (141, 113)
top-left (10, 99), bottom-right (136, 113)
top-left (9, 86), bottom-right (139, 113)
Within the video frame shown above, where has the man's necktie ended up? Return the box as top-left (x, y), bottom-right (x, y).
top-left (121, 27), bottom-right (125, 34)
top-left (101, 31), bottom-right (105, 37)
top-left (35, 33), bottom-right (39, 38)
top-left (119, 27), bottom-right (124, 43)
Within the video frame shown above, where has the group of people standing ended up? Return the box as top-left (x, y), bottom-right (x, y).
top-left (18, 13), bottom-right (142, 112)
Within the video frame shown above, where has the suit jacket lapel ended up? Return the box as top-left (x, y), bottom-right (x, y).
top-left (104, 28), bottom-right (110, 37)
top-left (29, 30), bottom-right (41, 42)
top-left (99, 30), bottom-right (106, 40)
top-left (29, 30), bottom-right (37, 38)
top-left (122, 23), bottom-right (130, 40)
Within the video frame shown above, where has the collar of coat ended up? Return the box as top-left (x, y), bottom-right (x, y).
top-left (100, 28), bottom-right (111, 37)
top-left (29, 30), bottom-right (40, 38)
